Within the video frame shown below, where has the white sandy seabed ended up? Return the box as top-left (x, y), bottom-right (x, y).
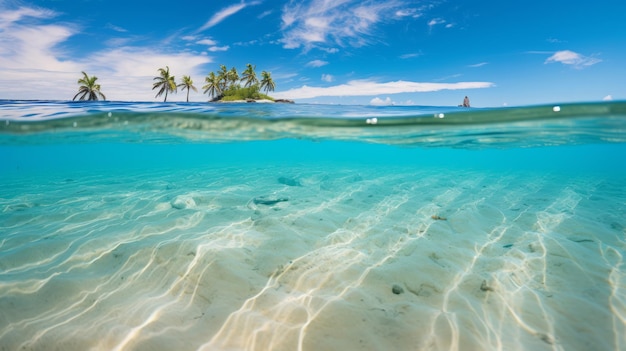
top-left (0, 164), bottom-right (624, 351)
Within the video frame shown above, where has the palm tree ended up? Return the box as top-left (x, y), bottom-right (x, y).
top-left (178, 75), bottom-right (197, 102)
top-left (227, 67), bottom-right (239, 89)
top-left (217, 65), bottom-right (229, 92)
top-left (203, 72), bottom-right (221, 100)
top-left (241, 64), bottom-right (258, 87)
top-left (73, 71), bottom-right (106, 101)
top-left (152, 66), bottom-right (177, 102)
top-left (260, 71), bottom-right (275, 93)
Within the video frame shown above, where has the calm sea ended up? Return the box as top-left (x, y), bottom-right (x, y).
top-left (1, 100), bottom-right (625, 351)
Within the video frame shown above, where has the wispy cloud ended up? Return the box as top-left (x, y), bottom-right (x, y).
top-left (0, 5), bottom-right (56, 28)
top-left (321, 74), bottom-right (334, 82)
top-left (306, 59), bottom-right (328, 67)
top-left (274, 80), bottom-right (494, 99)
top-left (399, 53), bottom-right (421, 59)
top-left (395, 8), bottom-right (423, 18)
top-left (258, 10), bottom-right (273, 19)
top-left (280, 0), bottom-right (407, 50)
top-left (321, 47), bottom-right (339, 54)
top-left (105, 37), bottom-right (136, 47)
top-left (199, 2), bottom-right (260, 32)
top-left (208, 45), bottom-right (229, 52)
top-left (105, 23), bottom-right (127, 33)
top-left (427, 18), bottom-right (446, 28)
top-left (468, 62), bottom-right (488, 68)
top-left (544, 50), bottom-right (601, 68)
top-left (190, 37), bottom-right (229, 53)
top-left (547, 37), bottom-right (566, 43)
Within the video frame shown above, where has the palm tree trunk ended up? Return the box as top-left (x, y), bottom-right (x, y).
top-left (186, 90), bottom-right (190, 102)
top-left (164, 90), bottom-right (168, 102)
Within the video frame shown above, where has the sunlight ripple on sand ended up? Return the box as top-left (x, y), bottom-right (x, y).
top-left (0, 166), bottom-right (625, 351)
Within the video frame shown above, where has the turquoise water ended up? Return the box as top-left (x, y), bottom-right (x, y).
top-left (1, 100), bottom-right (625, 350)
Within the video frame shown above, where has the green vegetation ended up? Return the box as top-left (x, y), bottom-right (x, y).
top-left (260, 70), bottom-right (275, 94)
top-left (152, 66), bottom-right (177, 102)
top-left (241, 64), bottom-right (258, 87)
top-left (220, 85), bottom-right (273, 101)
top-left (73, 71), bottom-right (106, 101)
top-left (202, 72), bottom-right (220, 99)
top-left (177, 75), bottom-right (197, 102)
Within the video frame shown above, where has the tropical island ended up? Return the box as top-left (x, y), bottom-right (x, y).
top-left (199, 64), bottom-right (277, 103)
top-left (73, 63), bottom-right (293, 103)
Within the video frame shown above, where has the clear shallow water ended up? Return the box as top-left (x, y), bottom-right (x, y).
top-left (1, 100), bottom-right (625, 350)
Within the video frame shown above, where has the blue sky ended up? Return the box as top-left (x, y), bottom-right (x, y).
top-left (0, 0), bottom-right (624, 106)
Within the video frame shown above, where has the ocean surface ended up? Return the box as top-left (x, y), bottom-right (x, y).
top-left (1, 100), bottom-right (625, 351)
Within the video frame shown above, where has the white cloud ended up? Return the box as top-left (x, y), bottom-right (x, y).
top-left (196, 38), bottom-right (218, 46)
top-left (428, 18), bottom-right (446, 28)
top-left (90, 48), bottom-right (209, 77)
top-left (395, 8), bottom-right (422, 18)
top-left (199, 2), bottom-right (261, 31)
top-left (321, 74), bottom-right (334, 82)
top-left (280, 0), bottom-right (406, 49)
top-left (0, 3), bottom-right (212, 101)
top-left (545, 50), bottom-right (601, 68)
top-left (306, 59), bottom-right (328, 67)
top-left (468, 62), bottom-right (488, 68)
top-left (274, 80), bottom-right (494, 99)
top-left (199, 4), bottom-right (246, 31)
top-left (208, 45), bottom-right (229, 52)
top-left (603, 95), bottom-right (613, 101)
top-left (370, 97), bottom-right (393, 106)
top-left (258, 10), bottom-right (273, 19)
top-left (0, 14), bottom-right (77, 72)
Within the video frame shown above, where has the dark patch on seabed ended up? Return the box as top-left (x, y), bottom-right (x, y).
top-left (278, 176), bottom-right (302, 187)
top-left (253, 196), bottom-right (289, 206)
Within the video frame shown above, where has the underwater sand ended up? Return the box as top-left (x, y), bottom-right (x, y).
top-left (1, 160), bottom-right (624, 351)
